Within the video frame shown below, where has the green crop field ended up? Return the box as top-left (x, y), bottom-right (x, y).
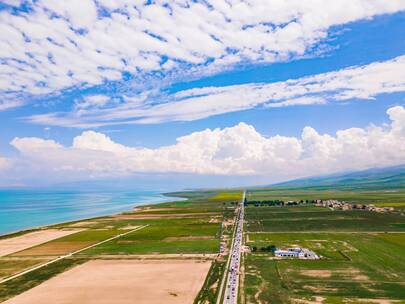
top-left (209, 191), bottom-right (244, 202)
top-left (242, 189), bottom-right (405, 303)
top-left (244, 253), bottom-right (405, 304)
top-left (83, 218), bottom-right (222, 255)
top-left (246, 207), bottom-right (405, 232)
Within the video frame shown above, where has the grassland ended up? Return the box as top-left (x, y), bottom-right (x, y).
top-left (194, 260), bottom-right (226, 304)
top-left (242, 188), bottom-right (405, 304)
top-left (83, 219), bottom-right (221, 255)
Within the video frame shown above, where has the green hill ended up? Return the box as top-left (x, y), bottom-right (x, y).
top-left (272, 165), bottom-right (405, 190)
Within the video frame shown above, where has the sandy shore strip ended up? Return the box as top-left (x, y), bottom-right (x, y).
top-left (0, 229), bottom-right (82, 257)
top-left (4, 259), bottom-right (212, 304)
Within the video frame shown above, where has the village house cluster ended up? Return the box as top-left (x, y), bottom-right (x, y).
top-left (315, 199), bottom-right (394, 213)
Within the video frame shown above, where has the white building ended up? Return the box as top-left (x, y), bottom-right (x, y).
top-left (274, 247), bottom-right (319, 259)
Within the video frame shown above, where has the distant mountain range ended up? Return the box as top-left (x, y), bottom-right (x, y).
top-left (272, 165), bottom-right (405, 190)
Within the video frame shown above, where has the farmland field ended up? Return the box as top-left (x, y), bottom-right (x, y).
top-left (246, 209), bottom-right (405, 232)
top-left (0, 258), bottom-right (50, 281)
top-left (0, 190), bottom-right (242, 303)
top-left (242, 188), bottom-right (405, 304)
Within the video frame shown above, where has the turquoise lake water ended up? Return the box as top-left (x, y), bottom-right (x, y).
top-left (0, 189), bottom-right (174, 235)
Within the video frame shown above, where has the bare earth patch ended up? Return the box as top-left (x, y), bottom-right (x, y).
top-left (301, 270), bottom-right (332, 278)
top-left (350, 299), bottom-right (402, 304)
top-left (119, 225), bottom-right (140, 230)
top-left (353, 274), bottom-right (370, 281)
top-left (0, 229), bottom-right (82, 257)
top-left (68, 221), bottom-right (98, 227)
top-left (293, 296), bottom-right (325, 304)
top-left (303, 285), bottom-right (338, 293)
top-left (337, 268), bottom-right (369, 281)
top-left (134, 207), bottom-right (175, 212)
top-left (4, 259), bottom-right (211, 304)
top-left (209, 218), bottom-right (221, 223)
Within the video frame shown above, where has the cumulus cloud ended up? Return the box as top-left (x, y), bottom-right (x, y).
top-left (0, 156), bottom-right (11, 171)
top-left (10, 106), bottom-right (405, 180)
top-left (27, 55), bottom-right (405, 127)
top-left (1, 0), bottom-right (405, 110)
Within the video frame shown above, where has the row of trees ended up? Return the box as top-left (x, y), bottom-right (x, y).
top-left (251, 245), bottom-right (276, 253)
top-left (244, 200), bottom-right (284, 206)
top-left (244, 199), bottom-right (316, 207)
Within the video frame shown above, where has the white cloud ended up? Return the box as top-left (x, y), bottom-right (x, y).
top-left (0, 99), bottom-right (24, 111)
top-left (1, 0), bottom-right (405, 110)
top-left (74, 95), bottom-right (114, 114)
top-left (27, 55), bottom-right (405, 127)
top-left (0, 0), bottom-right (22, 6)
top-left (0, 156), bottom-right (11, 171)
top-left (10, 106), bottom-right (405, 180)
top-left (265, 96), bottom-right (327, 108)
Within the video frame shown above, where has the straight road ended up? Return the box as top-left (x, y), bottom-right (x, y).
top-left (0, 225), bottom-right (149, 284)
top-left (223, 190), bottom-right (245, 304)
top-left (216, 194), bottom-right (241, 304)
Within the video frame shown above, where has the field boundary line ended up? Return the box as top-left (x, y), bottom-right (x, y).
top-left (338, 250), bottom-right (352, 261)
top-left (0, 225), bottom-right (149, 284)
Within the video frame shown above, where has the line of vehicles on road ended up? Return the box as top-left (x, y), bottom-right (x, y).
top-left (224, 192), bottom-right (245, 303)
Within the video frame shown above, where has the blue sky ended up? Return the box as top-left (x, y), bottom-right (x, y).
top-left (1, 1), bottom-right (405, 188)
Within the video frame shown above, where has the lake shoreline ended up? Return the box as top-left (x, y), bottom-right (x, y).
top-left (0, 192), bottom-right (183, 238)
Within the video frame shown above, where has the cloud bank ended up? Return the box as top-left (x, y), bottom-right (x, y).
top-left (9, 106), bottom-right (405, 181)
top-left (28, 55), bottom-right (405, 127)
top-left (1, 0), bottom-right (405, 110)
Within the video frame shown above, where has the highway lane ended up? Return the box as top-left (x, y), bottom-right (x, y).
top-left (223, 190), bottom-right (245, 304)
top-left (216, 204), bottom-right (239, 304)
